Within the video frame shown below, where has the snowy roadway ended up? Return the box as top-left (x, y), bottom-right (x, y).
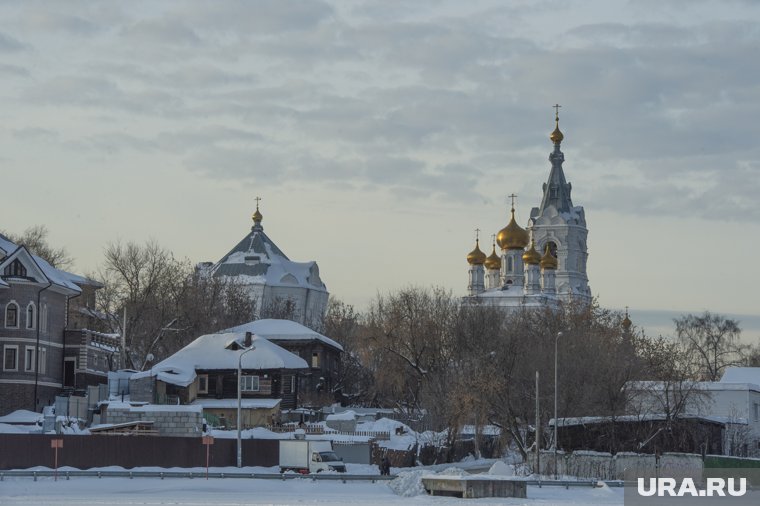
top-left (0, 475), bottom-right (625, 505)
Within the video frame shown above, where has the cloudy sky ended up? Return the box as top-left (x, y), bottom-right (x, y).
top-left (2, 0), bottom-right (760, 338)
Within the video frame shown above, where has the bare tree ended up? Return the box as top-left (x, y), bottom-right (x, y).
top-left (1, 225), bottom-right (74, 269)
top-left (675, 312), bottom-right (746, 381)
top-left (96, 240), bottom-right (253, 370)
top-left (322, 298), bottom-right (374, 405)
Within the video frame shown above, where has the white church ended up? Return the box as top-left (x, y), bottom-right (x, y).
top-left (197, 203), bottom-right (329, 326)
top-left (465, 111), bottom-right (592, 309)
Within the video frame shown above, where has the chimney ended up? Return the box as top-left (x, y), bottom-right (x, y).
top-left (244, 331), bottom-right (252, 348)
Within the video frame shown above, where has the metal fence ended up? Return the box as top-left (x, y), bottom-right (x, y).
top-left (0, 434), bottom-right (277, 470)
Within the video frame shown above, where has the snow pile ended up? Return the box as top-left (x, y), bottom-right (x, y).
top-left (387, 469), bottom-right (428, 497)
top-left (488, 460), bottom-right (514, 476)
top-left (437, 466), bottom-right (467, 477)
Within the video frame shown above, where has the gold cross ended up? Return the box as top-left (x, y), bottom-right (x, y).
top-left (254, 196), bottom-right (262, 209)
top-left (508, 193), bottom-right (518, 210)
top-left (553, 103), bottom-right (562, 121)
top-left (475, 228), bottom-right (481, 242)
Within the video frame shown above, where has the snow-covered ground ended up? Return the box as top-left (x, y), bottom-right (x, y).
top-left (0, 475), bottom-right (625, 505)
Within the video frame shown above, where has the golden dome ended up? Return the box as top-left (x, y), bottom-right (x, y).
top-left (496, 208), bottom-right (529, 251)
top-left (485, 244), bottom-right (501, 270)
top-left (540, 244), bottom-right (558, 270)
top-left (467, 240), bottom-right (487, 265)
top-left (622, 308), bottom-right (632, 330)
top-left (522, 240), bottom-right (541, 265)
top-left (252, 206), bottom-right (263, 223)
top-left (550, 124), bottom-right (564, 144)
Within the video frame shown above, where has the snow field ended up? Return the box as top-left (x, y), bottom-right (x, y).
top-left (0, 475), bottom-right (625, 506)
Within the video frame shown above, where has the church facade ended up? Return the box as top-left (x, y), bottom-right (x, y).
top-left (465, 112), bottom-right (591, 309)
top-left (198, 204), bottom-right (329, 327)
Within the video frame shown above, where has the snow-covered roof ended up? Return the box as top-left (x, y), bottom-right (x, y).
top-left (326, 410), bottom-right (356, 421)
top-left (223, 319), bottom-right (343, 352)
top-left (132, 332), bottom-right (308, 387)
top-left (209, 223), bottom-right (326, 292)
top-left (0, 233), bottom-right (88, 294)
top-left (0, 409), bottom-right (43, 425)
top-left (191, 398), bottom-right (281, 409)
top-left (104, 402), bottom-right (203, 413)
top-left (628, 379), bottom-right (760, 393)
top-left (549, 414), bottom-right (731, 427)
top-left (720, 367), bottom-right (760, 386)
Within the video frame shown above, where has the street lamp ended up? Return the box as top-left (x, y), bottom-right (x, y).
top-left (554, 331), bottom-right (563, 479)
top-left (237, 343), bottom-right (256, 468)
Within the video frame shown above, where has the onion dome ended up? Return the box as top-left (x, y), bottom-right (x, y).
top-left (522, 240), bottom-right (541, 265)
top-left (550, 123), bottom-right (564, 144)
top-left (485, 244), bottom-right (501, 270)
top-left (622, 308), bottom-right (632, 331)
top-left (496, 208), bottom-right (529, 251)
top-left (467, 240), bottom-right (487, 265)
top-left (540, 244), bottom-right (558, 270)
top-left (550, 107), bottom-right (564, 144)
top-left (252, 200), bottom-right (263, 224)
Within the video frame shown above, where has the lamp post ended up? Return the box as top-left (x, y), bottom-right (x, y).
top-left (554, 331), bottom-right (563, 479)
top-left (237, 345), bottom-right (256, 468)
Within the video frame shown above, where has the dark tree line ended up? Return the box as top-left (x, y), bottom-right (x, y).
top-left (325, 287), bottom-right (759, 459)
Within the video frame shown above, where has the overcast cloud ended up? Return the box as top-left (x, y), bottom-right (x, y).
top-left (3, 0), bottom-right (760, 330)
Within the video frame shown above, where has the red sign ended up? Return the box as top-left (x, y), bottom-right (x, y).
top-left (202, 436), bottom-right (214, 446)
top-left (51, 439), bottom-right (63, 449)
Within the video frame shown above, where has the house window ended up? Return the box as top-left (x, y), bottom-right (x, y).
top-left (198, 374), bottom-right (208, 394)
top-left (3, 345), bottom-right (18, 371)
top-left (291, 375), bottom-right (296, 393)
top-left (38, 347), bottom-right (47, 374)
top-left (241, 375), bottom-right (259, 392)
top-left (40, 304), bottom-right (48, 332)
top-left (26, 303), bottom-right (35, 329)
top-left (5, 302), bottom-right (19, 328)
top-left (24, 347), bottom-right (35, 372)
top-left (754, 403), bottom-right (759, 422)
top-left (311, 353), bottom-right (320, 368)
top-left (4, 259), bottom-right (27, 277)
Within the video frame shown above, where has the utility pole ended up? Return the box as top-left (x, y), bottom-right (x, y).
top-left (554, 331), bottom-right (562, 479)
top-left (535, 370), bottom-right (540, 477)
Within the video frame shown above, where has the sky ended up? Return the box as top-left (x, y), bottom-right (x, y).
top-left (2, 0), bottom-right (760, 340)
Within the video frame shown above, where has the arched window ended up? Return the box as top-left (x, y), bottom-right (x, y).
top-left (545, 241), bottom-right (558, 258)
top-left (26, 303), bottom-right (35, 330)
top-left (40, 304), bottom-right (48, 332)
top-left (507, 257), bottom-right (513, 272)
top-left (5, 302), bottom-right (19, 328)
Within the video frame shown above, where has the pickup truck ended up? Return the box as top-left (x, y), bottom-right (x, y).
top-left (279, 439), bottom-right (346, 474)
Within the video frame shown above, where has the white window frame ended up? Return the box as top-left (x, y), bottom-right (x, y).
top-left (5, 301), bottom-right (19, 328)
top-left (40, 303), bottom-right (48, 332)
top-left (24, 346), bottom-right (35, 372)
top-left (311, 353), bottom-right (320, 368)
top-left (198, 374), bottom-right (208, 394)
top-left (241, 375), bottom-right (260, 392)
top-left (3, 345), bottom-right (19, 371)
top-left (26, 302), bottom-right (36, 330)
top-left (38, 347), bottom-right (47, 374)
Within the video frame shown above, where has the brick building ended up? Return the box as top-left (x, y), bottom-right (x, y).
top-left (0, 233), bottom-right (117, 415)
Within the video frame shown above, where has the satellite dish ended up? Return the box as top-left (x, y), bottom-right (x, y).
top-left (146, 353), bottom-right (155, 362)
